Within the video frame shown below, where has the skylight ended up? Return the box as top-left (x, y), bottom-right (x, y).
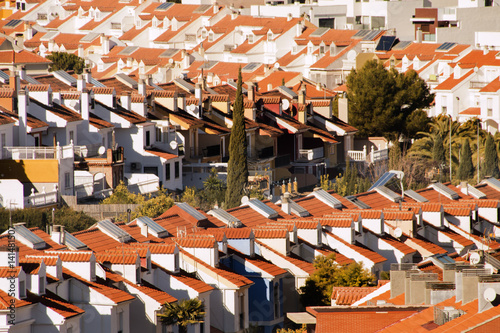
top-left (13, 224), bottom-right (45, 249)
top-left (247, 199), bottom-right (279, 219)
top-left (484, 177), bottom-right (500, 192)
top-left (64, 231), bottom-right (88, 250)
top-left (97, 219), bottom-right (132, 243)
top-left (288, 200), bottom-right (310, 217)
top-left (53, 70), bottom-right (77, 86)
top-left (208, 207), bottom-right (243, 227)
top-left (374, 186), bottom-right (402, 202)
top-left (431, 182), bottom-right (459, 200)
top-left (176, 202), bottom-right (207, 221)
top-left (467, 185), bottom-right (486, 199)
top-left (134, 216), bottom-right (169, 238)
top-left (369, 172), bottom-right (396, 191)
top-left (308, 189), bottom-right (342, 209)
top-left (404, 189), bottom-right (429, 203)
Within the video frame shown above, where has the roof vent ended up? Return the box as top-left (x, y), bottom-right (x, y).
top-left (467, 184), bottom-right (486, 199)
top-left (175, 202), bottom-right (207, 221)
top-left (207, 208), bottom-right (243, 228)
top-left (404, 189), bottom-right (429, 203)
top-left (97, 219), bottom-right (132, 243)
top-left (308, 188), bottom-right (342, 209)
top-left (434, 306), bottom-right (464, 325)
top-left (134, 216), bottom-right (169, 238)
top-left (345, 195), bottom-right (371, 209)
top-left (431, 182), bottom-right (459, 200)
top-left (374, 186), bottom-right (402, 203)
top-left (13, 224), bottom-right (46, 250)
top-left (288, 200), bottom-right (310, 217)
top-left (246, 199), bottom-right (279, 219)
top-left (484, 177), bottom-right (500, 192)
top-left (64, 231), bottom-right (88, 250)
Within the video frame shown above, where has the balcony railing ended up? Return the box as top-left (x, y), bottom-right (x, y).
top-left (1, 144), bottom-right (74, 160)
top-left (298, 147), bottom-right (324, 161)
top-left (470, 81), bottom-right (489, 89)
top-left (24, 187), bottom-right (58, 207)
top-left (348, 145), bottom-right (389, 164)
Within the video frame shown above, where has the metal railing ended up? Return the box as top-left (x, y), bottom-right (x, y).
top-left (2, 144), bottom-right (74, 160)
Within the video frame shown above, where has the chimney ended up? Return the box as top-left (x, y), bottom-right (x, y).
top-left (195, 83), bottom-right (203, 118)
top-left (83, 67), bottom-right (92, 83)
top-left (78, 44), bottom-right (84, 58)
top-left (101, 35), bottom-right (110, 55)
top-left (127, 57), bottom-right (132, 68)
top-left (25, 23), bottom-right (33, 40)
top-left (213, 3), bottom-right (219, 13)
top-left (121, 92), bottom-right (132, 111)
top-left (281, 192), bottom-right (291, 215)
top-left (9, 70), bottom-right (20, 96)
top-left (338, 97), bottom-right (348, 123)
top-left (18, 88), bottom-right (28, 146)
top-left (48, 39), bottom-right (55, 52)
top-left (298, 86), bottom-right (306, 105)
top-left (77, 74), bottom-right (86, 92)
top-left (416, 27), bottom-right (422, 43)
top-left (182, 49), bottom-right (191, 69)
top-left (50, 225), bottom-right (65, 245)
top-left (177, 93), bottom-right (186, 111)
top-left (287, 13), bottom-right (293, 21)
top-left (140, 223), bottom-right (148, 237)
top-left (331, 43), bottom-right (337, 56)
top-left (248, 82), bottom-right (256, 102)
top-left (138, 79), bottom-right (146, 96)
top-left (80, 88), bottom-right (90, 121)
top-left (15, 35), bottom-right (24, 47)
top-left (199, 43), bottom-right (205, 58)
top-left (483, 45), bottom-right (489, 55)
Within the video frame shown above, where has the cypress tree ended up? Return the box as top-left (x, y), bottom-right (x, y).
top-left (432, 135), bottom-right (445, 165)
top-left (225, 68), bottom-right (248, 208)
top-left (483, 134), bottom-right (500, 178)
top-left (458, 139), bottom-right (474, 181)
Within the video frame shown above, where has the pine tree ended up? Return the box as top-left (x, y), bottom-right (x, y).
top-left (225, 68), bottom-right (248, 208)
top-left (458, 139), bottom-right (474, 180)
top-left (432, 134), bottom-right (445, 165)
top-left (483, 134), bottom-right (500, 179)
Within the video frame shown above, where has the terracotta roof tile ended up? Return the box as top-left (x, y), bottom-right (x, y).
top-left (229, 246), bottom-right (288, 277)
top-left (0, 266), bottom-right (21, 278)
top-left (44, 251), bottom-right (93, 262)
top-left (324, 231), bottom-right (387, 264)
top-left (256, 239), bottom-right (315, 274)
top-left (145, 147), bottom-right (178, 160)
top-left (331, 286), bottom-right (378, 305)
top-left (459, 107), bottom-right (481, 115)
top-left (315, 217), bottom-right (352, 228)
top-left (27, 290), bottom-right (84, 318)
top-left (252, 228), bottom-right (288, 239)
top-left (434, 69), bottom-right (474, 90)
top-left (0, 289), bottom-right (31, 309)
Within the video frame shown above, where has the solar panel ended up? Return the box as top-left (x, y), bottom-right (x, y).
top-left (208, 207), bottom-right (242, 227)
top-left (118, 46), bottom-right (139, 56)
top-left (97, 219), bottom-right (132, 243)
top-left (0, 70), bottom-right (9, 83)
top-left (310, 27), bottom-right (329, 37)
top-left (369, 172), bottom-right (396, 191)
top-left (194, 4), bottom-right (211, 13)
top-left (90, 77), bottom-right (106, 87)
top-left (80, 32), bottom-right (100, 42)
top-left (433, 253), bottom-right (455, 265)
top-left (345, 195), bottom-right (371, 209)
top-left (160, 49), bottom-right (180, 58)
top-left (64, 231), bottom-right (88, 250)
top-left (352, 30), bottom-right (371, 39)
top-left (24, 75), bottom-right (40, 85)
top-left (436, 42), bottom-right (456, 51)
top-left (431, 182), bottom-right (459, 200)
top-left (134, 216), bottom-right (169, 238)
top-left (54, 70), bottom-right (77, 85)
top-left (242, 62), bottom-right (261, 72)
top-left (392, 41), bottom-right (412, 50)
top-left (309, 189), bottom-right (342, 209)
top-left (199, 61), bottom-right (218, 70)
top-left (467, 185), bottom-right (487, 199)
top-left (176, 202), bottom-right (207, 221)
top-left (404, 189), bottom-right (429, 203)
top-left (13, 224), bottom-right (46, 249)
top-left (363, 30), bottom-right (380, 41)
top-left (288, 200), bottom-right (310, 217)
top-left (484, 177), bottom-right (500, 192)
top-left (376, 36), bottom-right (397, 51)
top-left (247, 199), bottom-right (279, 219)
top-left (374, 186), bottom-right (402, 202)
top-left (156, 2), bottom-right (174, 10)
top-left (5, 19), bottom-right (22, 28)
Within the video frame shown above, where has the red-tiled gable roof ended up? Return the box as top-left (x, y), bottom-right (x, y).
top-left (72, 227), bottom-right (128, 253)
top-left (175, 236), bottom-right (216, 248)
top-left (27, 290), bottom-right (84, 318)
top-left (417, 260), bottom-right (443, 280)
top-left (474, 183), bottom-right (500, 200)
top-left (181, 249), bottom-right (253, 287)
top-left (145, 147), bottom-right (178, 160)
top-left (0, 228), bottom-right (65, 258)
top-left (225, 200), bottom-right (294, 228)
top-left (127, 243), bottom-right (176, 254)
top-left (0, 50), bottom-right (51, 64)
top-left (89, 112), bottom-right (113, 129)
top-left (256, 239), bottom-right (315, 274)
top-left (63, 268), bottom-right (135, 304)
top-left (0, 289), bottom-right (31, 309)
top-left (200, 227), bottom-right (252, 240)
top-left (375, 232), bottom-right (416, 255)
top-left (44, 251), bottom-right (92, 262)
top-left (413, 183), bottom-right (473, 203)
top-left (310, 40), bottom-right (360, 69)
top-left (343, 209), bottom-right (382, 219)
top-left (443, 207), bottom-right (471, 216)
top-left (95, 100), bottom-right (147, 124)
top-left (21, 256), bottom-right (58, 266)
top-left (96, 253), bottom-right (138, 265)
top-left (435, 227), bottom-right (475, 247)
top-left (275, 220), bottom-right (319, 230)
top-left (353, 191), bottom-right (399, 210)
top-left (252, 228), bottom-right (287, 239)
top-left (257, 71), bottom-right (302, 92)
top-left (315, 247), bottom-right (354, 266)
top-left (292, 195), bottom-right (350, 217)
top-left (459, 107), bottom-right (481, 115)
top-left (331, 286), bottom-right (378, 305)
top-left (30, 99), bottom-right (83, 122)
top-left (480, 76), bottom-right (500, 92)
top-left (325, 231), bottom-right (387, 264)
top-left (460, 198), bottom-right (499, 208)
top-left (383, 211), bottom-right (415, 221)
top-left (152, 261), bottom-right (214, 294)
top-left (434, 69), bottom-right (474, 90)
top-left (316, 217), bottom-right (352, 228)
top-left (228, 246), bottom-right (288, 277)
top-left (0, 266), bottom-right (21, 278)
top-left (404, 235), bottom-right (448, 255)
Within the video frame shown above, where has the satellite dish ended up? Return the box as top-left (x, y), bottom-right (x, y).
top-left (187, 104), bottom-right (197, 113)
top-left (169, 140), bottom-right (178, 150)
top-left (241, 195), bottom-right (249, 205)
top-left (394, 227), bottom-right (403, 239)
top-left (98, 146), bottom-right (106, 155)
top-left (169, 58), bottom-right (174, 64)
top-left (274, 62), bottom-right (280, 68)
top-left (484, 288), bottom-right (497, 302)
top-left (282, 99), bottom-right (290, 110)
top-left (470, 252), bottom-right (481, 265)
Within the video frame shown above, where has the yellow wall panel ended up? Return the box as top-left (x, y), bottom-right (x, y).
top-left (0, 160), bottom-right (59, 182)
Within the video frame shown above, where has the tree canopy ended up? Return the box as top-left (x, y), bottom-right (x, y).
top-left (299, 254), bottom-right (375, 307)
top-left (331, 159), bottom-right (371, 197)
top-left (46, 52), bottom-right (86, 74)
top-left (225, 68), bottom-right (248, 208)
top-left (483, 134), bottom-right (500, 178)
top-left (157, 298), bottom-right (205, 333)
top-left (346, 60), bottom-right (433, 139)
top-left (458, 138), bottom-right (474, 181)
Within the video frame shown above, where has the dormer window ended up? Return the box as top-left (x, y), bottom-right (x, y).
top-left (208, 32), bottom-right (214, 42)
top-left (248, 34), bottom-right (254, 43)
top-left (267, 32), bottom-right (273, 41)
top-left (319, 45), bottom-right (325, 54)
top-left (201, 30), bottom-right (207, 39)
top-left (19, 280), bottom-right (26, 298)
top-left (39, 276), bottom-right (45, 294)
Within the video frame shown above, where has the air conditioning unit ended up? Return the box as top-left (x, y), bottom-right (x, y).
top-left (130, 162), bottom-right (142, 172)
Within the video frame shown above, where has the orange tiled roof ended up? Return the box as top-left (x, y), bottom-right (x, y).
top-left (331, 286), bottom-right (378, 305)
top-left (252, 228), bottom-right (288, 239)
top-left (0, 289), bottom-right (31, 309)
top-left (145, 147), bottom-right (178, 160)
top-left (459, 107), bottom-right (480, 115)
top-left (325, 231), bottom-right (387, 264)
top-left (0, 266), bottom-right (21, 278)
top-left (44, 251), bottom-right (93, 262)
top-left (27, 290), bottom-right (85, 318)
top-left (229, 246), bottom-right (288, 277)
top-left (256, 239), bottom-right (315, 274)
top-left (434, 70), bottom-right (474, 90)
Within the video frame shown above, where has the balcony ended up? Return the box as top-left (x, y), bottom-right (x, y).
top-left (470, 81), bottom-right (489, 89)
top-left (24, 187), bottom-right (58, 208)
top-left (348, 145), bottom-right (389, 164)
top-left (298, 147), bottom-right (324, 161)
top-left (1, 145), bottom-right (74, 160)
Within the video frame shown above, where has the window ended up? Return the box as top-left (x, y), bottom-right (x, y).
top-left (112, 96), bottom-right (117, 108)
top-left (273, 282), bottom-right (280, 318)
top-left (174, 252), bottom-right (179, 271)
top-left (118, 311), bottom-right (123, 333)
top-left (156, 128), bottom-right (161, 142)
top-left (145, 130), bottom-right (150, 147)
top-left (69, 131), bottom-right (74, 144)
top-left (39, 276), bottom-right (45, 294)
top-left (19, 280), bottom-right (26, 298)
top-left (487, 98), bottom-right (493, 117)
top-left (144, 166), bottom-right (158, 176)
top-left (136, 266), bottom-right (141, 284)
top-left (37, 13), bottom-right (47, 20)
top-left (111, 22), bottom-right (121, 30)
top-left (239, 294), bottom-right (245, 329)
top-left (319, 45), bottom-right (325, 54)
top-left (267, 32), bottom-right (272, 41)
top-left (248, 34), bottom-right (254, 43)
top-left (64, 172), bottom-right (71, 189)
top-left (174, 161), bottom-right (180, 178)
top-left (201, 30), bottom-right (207, 39)
top-left (165, 163), bottom-right (171, 181)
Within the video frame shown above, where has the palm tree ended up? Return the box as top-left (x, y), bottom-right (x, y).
top-left (158, 298), bottom-right (205, 333)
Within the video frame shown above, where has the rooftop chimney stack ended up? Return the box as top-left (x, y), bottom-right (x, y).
top-left (78, 44), bottom-right (84, 58)
top-left (416, 27), bottom-right (422, 43)
top-left (101, 35), bottom-right (110, 55)
top-left (248, 82), bottom-right (256, 102)
top-left (282, 192), bottom-right (291, 215)
top-left (18, 88), bottom-right (28, 146)
top-left (138, 79), bottom-right (146, 96)
top-left (77, 74), bottom-right (86, 92)
top-left (80, 88), bottom-right (90, 121)
top-left (121, 92), bottom-right (132, 111)
top-left (50, 225), bottom-right (65, 245)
